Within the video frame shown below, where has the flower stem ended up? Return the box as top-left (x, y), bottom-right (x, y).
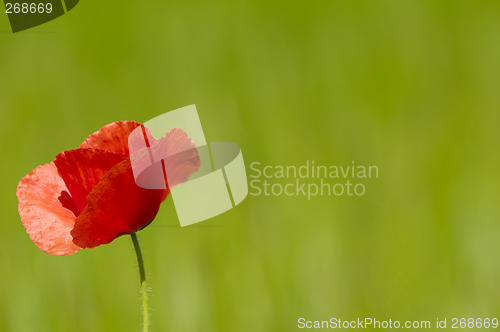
top-left (131, 232), bottom-right (149, 332)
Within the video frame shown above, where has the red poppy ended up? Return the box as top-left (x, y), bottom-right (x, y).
top-left (16, 121), bottom-right (200, 256)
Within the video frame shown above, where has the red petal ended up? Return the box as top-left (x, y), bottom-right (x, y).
top-left (71, 128), bottom-right (201, 249)
top-left (151, 128), bottom-right (201, 188)
top-left (54, 149), bottom-right (127, 214)
top-left (16, 163), bottom-right (81, 256)
top-left (131, 128), bottom-right (201, 190)
top-left (79, 121), bottom-right (143, 154)
top-left (71, 158), bottom-right (168, 248)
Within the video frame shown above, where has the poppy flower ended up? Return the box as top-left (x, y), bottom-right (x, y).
top-left (16, 121), bottom-right (200, 256)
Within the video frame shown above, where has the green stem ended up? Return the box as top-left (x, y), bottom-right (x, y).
top-left (131, 232), bottom-right (149, 332)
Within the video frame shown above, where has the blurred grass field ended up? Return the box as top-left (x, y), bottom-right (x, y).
top-left (1, 0), bottom-right (500, 331)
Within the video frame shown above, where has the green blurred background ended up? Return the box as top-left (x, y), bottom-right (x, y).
top-left (1, 0), bottom-right (500, 331)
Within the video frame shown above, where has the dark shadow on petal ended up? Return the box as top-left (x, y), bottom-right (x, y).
top-left (58, 190), bottom-right (80, 217)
